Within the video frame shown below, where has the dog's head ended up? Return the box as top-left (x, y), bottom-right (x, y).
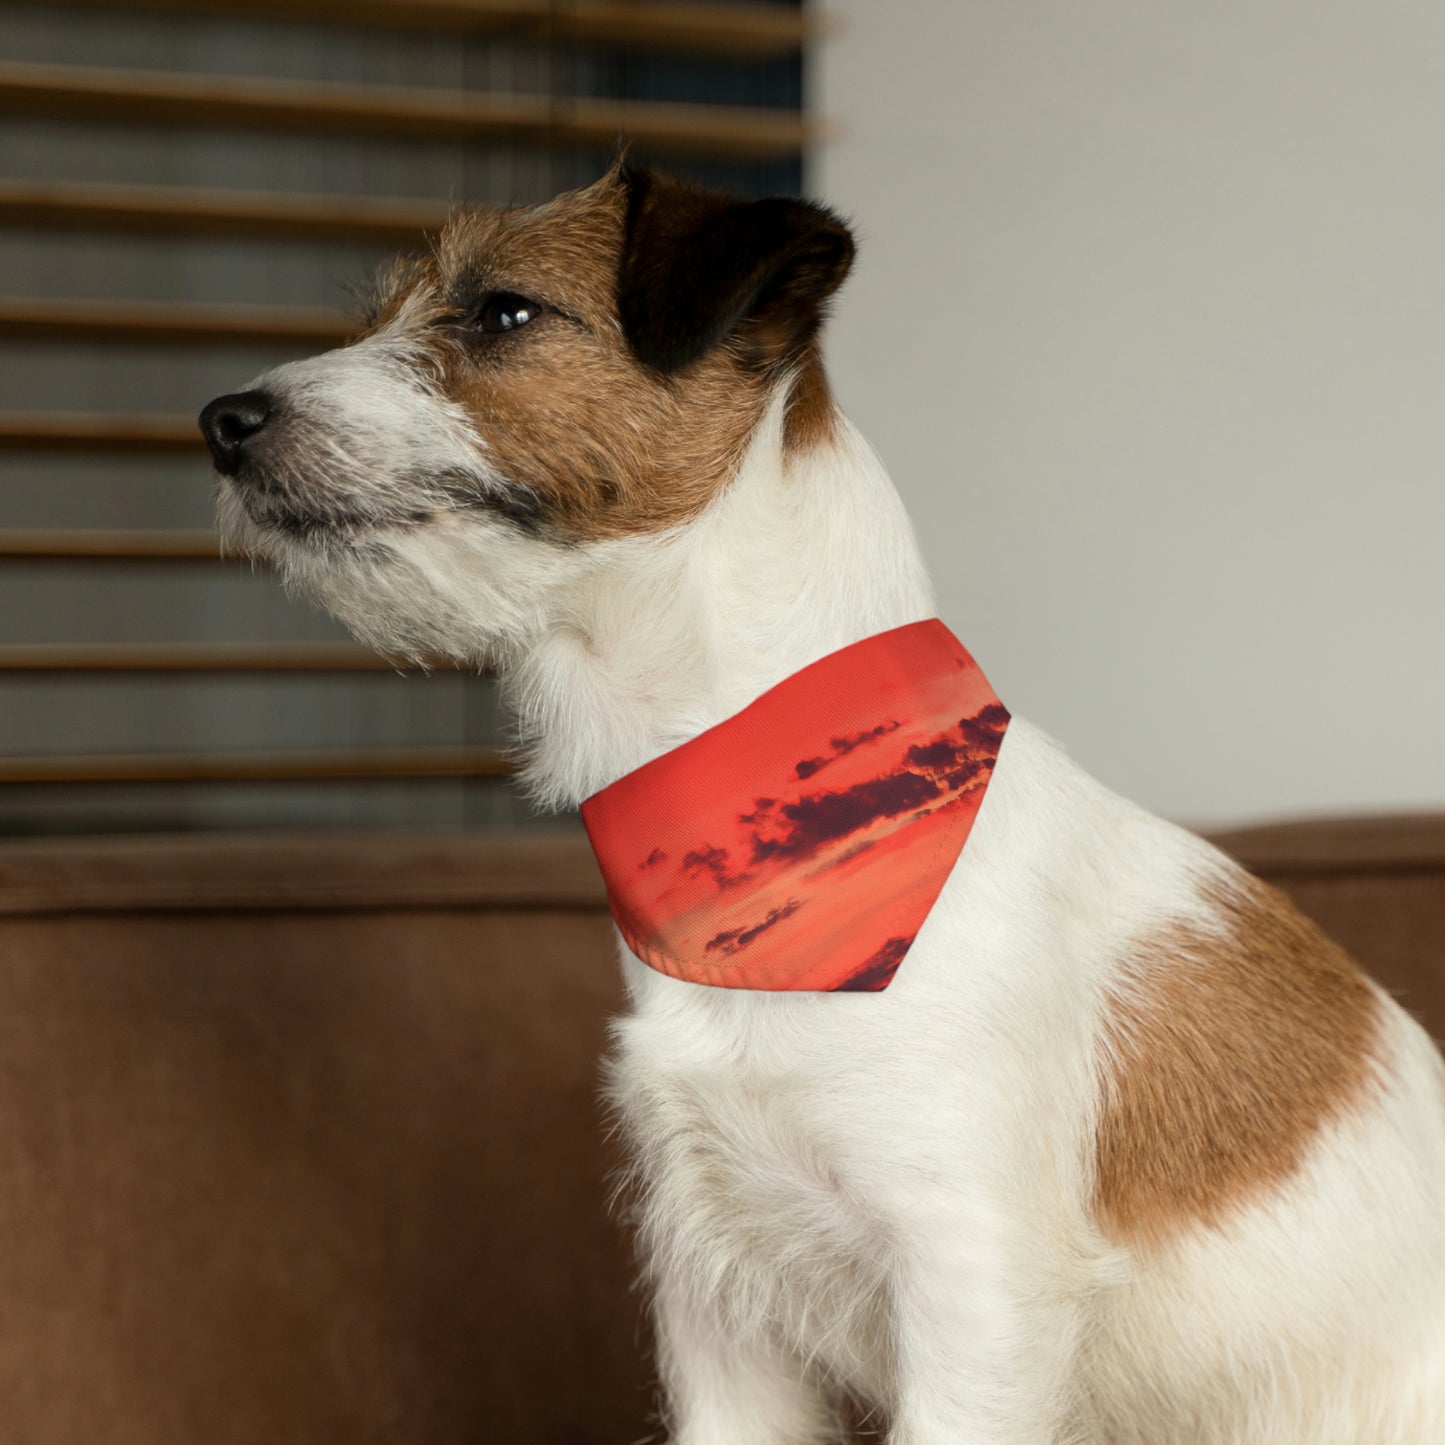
top-left (200, 166), bottom-right (854, 662)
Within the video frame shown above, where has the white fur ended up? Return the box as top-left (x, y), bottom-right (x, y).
top-left (221, 353), bottom-right (1445, 1443)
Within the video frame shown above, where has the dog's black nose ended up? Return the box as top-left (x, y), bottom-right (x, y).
top-left (199, 390), bottom-right (273, 475)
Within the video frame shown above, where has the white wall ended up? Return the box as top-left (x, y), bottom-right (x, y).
top-left (813, 1), bottom-right (1445, 828)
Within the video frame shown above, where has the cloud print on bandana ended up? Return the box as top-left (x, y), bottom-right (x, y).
top-left (793, 720), bottom-right (902, 781)
top-left (581, 620), bottom-right (1008, 991)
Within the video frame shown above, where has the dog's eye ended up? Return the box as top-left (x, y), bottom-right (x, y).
top-left (474, 292), bottom-right (542, 335)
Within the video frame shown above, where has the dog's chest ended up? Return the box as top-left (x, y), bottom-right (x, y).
top-left (611, 1007), bottom-right (892, 1389)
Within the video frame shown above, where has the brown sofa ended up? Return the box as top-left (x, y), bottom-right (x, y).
top-left (0, 818), bottom-right (1440, 1443)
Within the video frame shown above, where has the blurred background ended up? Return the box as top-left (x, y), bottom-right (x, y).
top-left (819, 1), bottom-right (1445, 827)
top-left (0, 5), bottom-right (1442, 1443)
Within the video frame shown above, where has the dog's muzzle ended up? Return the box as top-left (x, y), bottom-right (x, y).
top-left (199, 390), bottom-right (274, 476)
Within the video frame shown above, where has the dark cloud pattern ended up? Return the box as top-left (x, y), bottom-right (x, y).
top-left (751, 771), bottom-right (941, 864)
top-left (681, 843), bottom-right (751, 890)
top-left (833, 935), bottom-right (914, 992)
top-left (794, 720), bottom-right (901, 780)
top-left (705, 899), bottom-right (803, 955)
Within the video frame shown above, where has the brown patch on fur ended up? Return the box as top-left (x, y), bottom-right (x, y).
top-left (363, 169), bottom-right (848, 540)
top-left (1094, 873), bottom-right (1382, 1247)
top-left (783, 342), bottom-right (839, 453)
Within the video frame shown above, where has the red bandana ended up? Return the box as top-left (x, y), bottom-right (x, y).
top-left (580, 620), bottom-right (1007, 992)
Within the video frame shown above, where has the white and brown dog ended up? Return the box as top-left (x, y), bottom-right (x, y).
top-left (201, 166), bottom-right (1445, 1443)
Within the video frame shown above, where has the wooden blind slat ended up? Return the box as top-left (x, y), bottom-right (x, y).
top-left (0, 62), bottom-right (818, 161)
top-left (0, 180), bottom-right (449, 245)
top-left (0, 297), bottom-right (353, 348)
top-left (563, 0), bottom-right (815, 57)
top-left (0, 746), bottom-right (512, 784)
top-left (0, 412), bottom-right (201, 452)
top-left (20, 0), bottom-right (815, 58)
top-left (0, 643), bottom-right (427, 672)
top-left (0, 530), bottom-right (227, 561)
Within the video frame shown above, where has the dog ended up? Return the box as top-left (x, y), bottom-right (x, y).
top-left (200, 164), bottom-right (1445, 1443)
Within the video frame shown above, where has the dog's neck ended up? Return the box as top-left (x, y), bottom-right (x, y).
top-left (505, 391), bottom-right (938, 810)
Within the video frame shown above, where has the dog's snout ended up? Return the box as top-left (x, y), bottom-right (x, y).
top-left (199, 390), bottom-right (273, 475)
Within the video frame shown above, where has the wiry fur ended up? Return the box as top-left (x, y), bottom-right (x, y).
top-left (206, 171), bottom-right (1445, 1443)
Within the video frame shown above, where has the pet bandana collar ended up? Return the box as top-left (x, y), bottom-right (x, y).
top-left (579, 619), bottom-right (1008, 992)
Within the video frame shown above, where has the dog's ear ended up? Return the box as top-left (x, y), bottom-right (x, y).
top-left (618, 166), bottom-right (855, 376)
